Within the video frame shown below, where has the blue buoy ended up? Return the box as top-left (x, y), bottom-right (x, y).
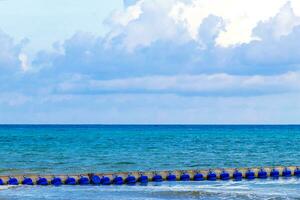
top-left (8, 177), bottom-right (18, 185)
top-left (65, 177), bottom-right (76, 185)
top-left (22, 177), bottom-right (33, 185)
top-left (294, 167), bottom-right (300, 177)
top-left (270, 168), bottom-right (279, 178)
top-left (125, 175), bottom-right (136, 185)
top-left (90, 175), bottom-right (101, 185)
top-left (152, 174), bottom-right (163, 182)
top-left (0, 179), bottom-right (3, 185)
top-left (78, 176), bottom-right (89, 185)
top-left (245, 169), bottom-right (255, 180)
top-left (101, 176), bottom-right (111, 185)
top-left (258, 169), bottom-right (267, 179)
top-left (220, 170), bottom-right (230, 180)
top-left (51, 177), bottom-right (62, 186)
top-left (207, 171), bottom-right (217, 181)
top-left (138, 175), bottom-right (148, 184)
top-left (193, 173), bottom-right (204, 181)
top-left (113, 176), bottom-right (124, 185)
top-left (233, 169), bottom-right (243, 181)
top-left (180, 173), bottom-right (190, 181)
top-left (37, 177), bottom-right (48, 186)
top-left (166, 173), bottom-right (176, 181)
top-left (282, 167), bottom-right (292, 177)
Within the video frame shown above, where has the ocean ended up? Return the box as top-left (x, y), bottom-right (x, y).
top-left (0, 125), bottom-right (299, 199)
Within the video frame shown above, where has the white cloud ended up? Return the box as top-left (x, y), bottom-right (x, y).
top-left (18, 53), bottom-right (30, 72)
top-left (108, 0), bottom-right (300, 50)
top-left (57, 71), bottom-right (300, 96)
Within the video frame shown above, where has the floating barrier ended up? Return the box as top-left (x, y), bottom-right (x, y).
top-left (294, 167), bottom-right (300, 177)
top-left (207, 170), bottom-right (217, 181)
top-left (51, 177), bottom-right (62, 186)
top-left (113, 176), bottom-right (123, 185)
top-left (193, 172), bottom-right (204, 181)
top-left (37, 177), bottom-right (48, 186)
top-left (0, 166), bottom-right (299, 186)
top-left (78, 176), bottom-right (89, 185)
top-left (138, 174), bottom-right (148, 184)
top-left (152, 174), bottom-right (163, 182)
top-left (101, 176), bottom-right (111, 185)
top-left (282, 167), bottom-right (292, 177)
top-left (180, 173), bottom-right (190, 181)
top-left (8, 177), bottom-right (18, 185)
top-left (166, 173), bottom-right (176, 181)
top-left (258, 168), bottom-right (267, 179)
top-left (65, 177), bottom-right (76, 185)
top-left (245, 169), bottom-right (255, 180)
top-left (22, 177), bottom-right (33, 185)
top-left (233, 169), bottom-right (243, 181)
top-left (125, 175), bottom-right (136, 185)
top-left (90, 175), bottom-right (101, 185)
top-left (270, 168), bottom-right (280, 178)
top-left (220, 170), bottom-right (230, 181)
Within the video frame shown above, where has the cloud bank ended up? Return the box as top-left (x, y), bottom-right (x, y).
top-left (2, 0), bottom-right (300, 123)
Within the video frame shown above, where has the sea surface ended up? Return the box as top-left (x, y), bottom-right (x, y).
top-left (0, 125), bottom-right (300, 199)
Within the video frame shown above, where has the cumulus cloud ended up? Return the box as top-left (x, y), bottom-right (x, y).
top-left (114, 0), bottom-right (300, 48)
top-left (32, 2), bottom-right (300, 80)
top-left (2, 0), bottom-right (300, 123)
top-left (0, 30), bottom-right (26, 73)
top-left (2, 0), bottom-right (300, 99)
top-left (18, 53), bottom-right (30, 72)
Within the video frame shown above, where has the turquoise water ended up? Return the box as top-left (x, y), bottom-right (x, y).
top-left (0, 125), bottom-right (300, 199)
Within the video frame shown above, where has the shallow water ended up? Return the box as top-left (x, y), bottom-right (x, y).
top-left (1, 178), bottom-right (300, 200)
top-left (0, 125), bottom-right (300, 199)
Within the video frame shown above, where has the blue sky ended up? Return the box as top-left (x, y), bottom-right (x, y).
top-left (1, 0), bottom-right (300, 124)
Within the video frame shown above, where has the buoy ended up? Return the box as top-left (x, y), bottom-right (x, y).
top-left (233, 169), bottom-right (242, 181)
top-left (270, 168), bottom-right (279, 178)
top-left (220, 170), bottom-right (230, 181)
top-left (138, 175), bottom-right (149, 184)
top-left (207, 171), bottom-right (217, 181)
top-left (113, 176), bottom-right (124, 185)
top-left (166, 173), bottom-right (176, 181)
top-left (37, 177), bottom-right (48, 186)
top-left (258, 168), bottom-right (267, 179)
top-left (152, 174), bottom-right (163, 182)
top-left (7, 177), bottom-right (18, 185)
top-left (193, 173), bottom-right (204, 181)
top-left (245, 169), bottom-right (255, 180)
top-left (125, 175), bottom-right (136, 185)
top-left (65, 177), bottom-right (76, 185)
top-left (101, 176), bottom-right (111, 185)
top-left (78, 176), bottom-right (89, 185)
top-left (51, 177), bottom-right (62, 186)
top-left (90, 175), bottom-right (101, 185)
top-left (22, 177), bottom-right (33, 185)
top-left (180, 173), bottom-right (190, 181)
top-left (2, 165), bottom-right (300, 186)
top-left (294, 167), bottom-right (300, 177)
top-left (282, 167), bottom-right (292, 177)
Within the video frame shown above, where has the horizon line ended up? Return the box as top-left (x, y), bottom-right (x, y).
top-left (1, 124), bottom-right (300, 126)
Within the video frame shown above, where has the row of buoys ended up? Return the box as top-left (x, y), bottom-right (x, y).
top-left (1, 167), bottom-right (300, 186)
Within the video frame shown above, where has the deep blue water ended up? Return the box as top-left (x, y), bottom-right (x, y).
top-left (0, 125), bottom-right (300, 199)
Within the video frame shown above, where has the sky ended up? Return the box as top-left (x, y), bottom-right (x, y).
top-left (1, 0), bottom-right (300, 124)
